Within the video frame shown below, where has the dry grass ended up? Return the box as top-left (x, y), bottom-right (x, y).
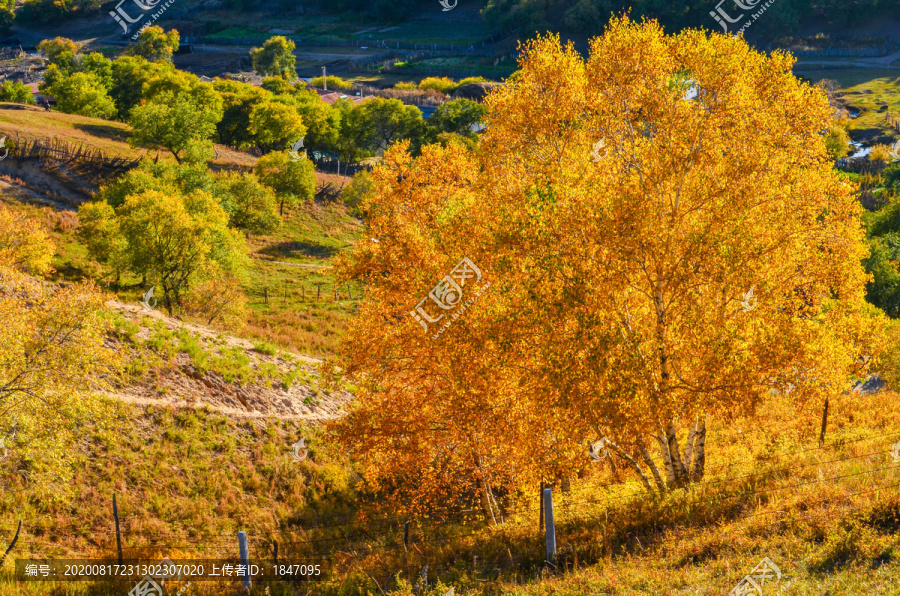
top-left (3, 387), bottom-right (900, 595)
top-left (0, 104), bottom-right (256, 170)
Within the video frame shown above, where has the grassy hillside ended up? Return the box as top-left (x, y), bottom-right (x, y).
top-left (2, 378), bottom-right (900, 595)
top-left (0, 104), bottom-right (257, 170)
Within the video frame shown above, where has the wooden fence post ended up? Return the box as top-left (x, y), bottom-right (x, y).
top-left (539, 482), bottom-right (544, 531)
top-left (333, 285), bottom-right (338, 302)
top-left (316, 283), bottom-right (323, 302)
top-left (819, 397), bottom-right (830, 447)
top-left (113, 494), bottom-right (123, 565)
top-left (238, 531), bottom-right (251, 589)
top-left (0, 521), bottom-right (21, 567)
top-left (264, 288), bottom-right (268, 305)
top-left (543, 488), bottom-right (556, 564)
top-left (272, 539), bottom-right (278, 567)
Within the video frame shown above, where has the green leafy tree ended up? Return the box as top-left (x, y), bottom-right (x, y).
top-left (78, 52), bottom-right (114, 90)
top-left (214, 171), bottom-right (281, 235)
top-left (308, 75), bottom-right (352, 91)
top-left (428, 98), bottom-right (487, 139)
top-left (358, 97), bottom-right (425, 153)
top-left (247, 100), bottom-right (306, 153)
top-left (293, 90), bottom-right (341, 154)
top-left (260, 76), bottom-right (296, 95)
top-left (564, 0), bottom-right (605, 33)
top-left (254, 150), bottom-right (317, 215)
top-left (129, 87), bottom-right (224, 162)
top-left (37, 37), bottom-right (79, 65)
top-left (78, 189), bottom-right (246, 313)
top-left (43, 72), bottom-right (117, 119)
top-left (0, 3), bottom-right (13, 33)
top-left (0, 81), bottom-right (36, 105)
top-left (214, 79), bottom-right (273, 149)
top-left (341, 169), bottom-right (374, 217)
top-left (249, 36), bottom-right (296, 79)
top-left (824, 125), bottom-right (850, 161)
top-left (127, 26), bottom-right (181, 63)
top-left (331, 98), bottom-right (372, 164)
top-left (109, 55), bottom-right (173, 119)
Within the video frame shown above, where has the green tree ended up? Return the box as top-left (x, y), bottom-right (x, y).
top-left (824, 125), bottom-right (850, 161)
top-left (0, 3), bottom-right (13, 33)
top-left (247, 100), bottom-right (306, 153)
top-left (564, 0), bottom-right (604, 33)
top-left (331, 98), bottom-right (372, 164)
top-left (358, 97), bottom-right (425, 153)
top-left (79, 189), bottom-right (246, 313)
top-left (260, 76), bottom-right (296, 95)
top-left (293, 90), bottom-right (341, 154)
top-left (37, 37), bottom-right (79, 65)
top-left (249, 36), bottom-right (296, 79)
top-left (0, 81), bottom-right (36, 105)
top-left (341, 169), bottom-right (374, 217)
top-left (129, 88), bottom-right (224, 162)
top-left (127, 26), bottom-right (181, 62)
top-left (79, 52), bottom-right (114, 90)
top-left (43, 72), bottom-right (117, 119)
top-left (214, 79), bottom-right (273, 149)
top-left (428, 98), bottom-right (487, 139)
top-left (254, 150), bottom-right (317, 215)
top-left (109, 55), bottom-right (174, 119)
top-left (214, 171), bottom-right (281, 235)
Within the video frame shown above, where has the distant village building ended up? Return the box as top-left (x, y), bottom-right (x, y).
top-left (26, 82), bottom-right (54, 107)
top-left (310, 88), bottom-right (368, 105)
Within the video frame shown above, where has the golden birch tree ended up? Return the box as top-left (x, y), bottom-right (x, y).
top-left (333, 18), bottom-right (878, 519)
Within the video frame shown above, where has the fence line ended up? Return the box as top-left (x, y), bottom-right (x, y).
top-left (251, 280), bottom-right (361, 304)
top-left (184, 32), bottom-right (513, 54)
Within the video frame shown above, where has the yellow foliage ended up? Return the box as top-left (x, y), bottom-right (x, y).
top-left (0, 204), bottom-right (119, 498)
top-left (0, 205), bottom-right (54, 275)
top-left (333, 19), bottom-right (881, 519)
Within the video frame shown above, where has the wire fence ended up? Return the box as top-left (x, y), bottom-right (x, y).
top-left (3, 429), bottom-right (898, 586)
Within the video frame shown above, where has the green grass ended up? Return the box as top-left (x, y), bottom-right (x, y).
top-left (1, 186), bottom-right (363, 359)
top-left (240, 201), bottom-right (364, 358)
top-left (794, 68), bottom-right (900, 144)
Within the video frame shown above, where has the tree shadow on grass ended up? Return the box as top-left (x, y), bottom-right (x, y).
top-left (257, 241), bottom-right (339, 260)
top-left (72, 123), bottom-right (130, 144)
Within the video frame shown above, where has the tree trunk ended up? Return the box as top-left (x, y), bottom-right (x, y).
top-left (665, 420), bottom-right (690, 488)
top-left (607, 440), bottom-right (654, 493)
top-left (690, 415), bottom-right (707, 482)
top-left (473, 454), bottom-right (496, 526)
top-left (654, 433), bottom-right (676, 487)
top-left (683, 419), bottom-right (698, 474)
top-left (637, 439), bottom-right (667, 493)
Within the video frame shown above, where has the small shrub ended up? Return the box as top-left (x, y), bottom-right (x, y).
top-left (253, 341), bottom-right (278, 356)
top-left (176, 329), bottom-right (209, 372)
top-left (457, 76), bottom-right (489, 86)
top-left (281, 369), bottom-right (299, 389)
top-left (418, 76), bottom-right (456, 94)
top-left (308, 75), bottom-right (353, 91)
top-left (393, 81), bottom-right (416, 90)
top-left (56, 210), bottom-right (80, 233)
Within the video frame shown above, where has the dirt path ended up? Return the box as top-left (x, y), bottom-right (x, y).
top-left (105, 300), bottom-right (353, 422)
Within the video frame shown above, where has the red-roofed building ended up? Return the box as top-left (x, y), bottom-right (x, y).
top-left (310, 87), bottom-right (368, 105)
top-left (26, 82), bottom-right (55, 106)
